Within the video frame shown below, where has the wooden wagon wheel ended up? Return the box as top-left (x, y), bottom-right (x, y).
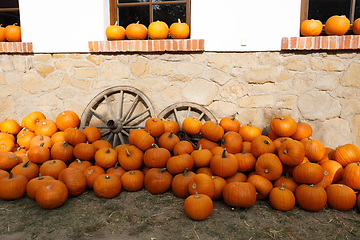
top-left (79, 86), bottom-right (156, 148)
top-left (157, 102), bottom-right (217, 148)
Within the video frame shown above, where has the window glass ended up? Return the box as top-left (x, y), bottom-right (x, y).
top-left (118, 5), bottom-right (150, 27)
top-left (118, 0), bottom-right (149, 3)
top-left (308, 0), bottom-right (351, 23)
top-left (355, 0), bottom-right (360, 19)
top-left (152, 3), bottom-right (186, 26)
top-left (0, 0), bottom-right (20, 26)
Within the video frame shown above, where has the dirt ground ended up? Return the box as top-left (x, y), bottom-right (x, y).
top-left (1, 188), bottom-right (360, 240)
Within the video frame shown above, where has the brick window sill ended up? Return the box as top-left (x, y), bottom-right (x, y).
top-left (0, 42), bottom-right (33, 53)
top-left (282, 35), bottom-right (360, 50)
top-left (88, 39), bottom-right (204, 52)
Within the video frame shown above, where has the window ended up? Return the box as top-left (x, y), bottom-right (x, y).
top-left (110, 0), bottom-right (190, 28)
top-left (301, 0), bottom-right (360, 24)
top-left (0, 0), bottom-right (20, 27)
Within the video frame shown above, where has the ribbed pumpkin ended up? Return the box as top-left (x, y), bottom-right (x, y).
top-left (131, 129), bottom-right (154, 151)
top-left (148, 20), bottom-right (169, 39)
top-left (196, 138), bottom-right (218, 151)
top-left (143, 143), bottom-right (171, 168)
top-left (145, 117), bottom-right (165, 138)
top-left (171, 168), bottom-right (196, 198)
top-left (292, 162), bottom-right (324, 185)
top-left (55, 110), bottom-right (80, 131)
top-left (93, 140), bottom-right (113, 151)
top-left (58, 167), bottom-right (87, 197)
top-left (166, 153), bottom-right (194, 175)
top-left (162, 119), bottom-right (179, 134)
top-left (173, 140), bottom-right (194, 155)
top-left (220, 131), bottom-right (243, 154)
top-left (64, 127), bottom-right (87, 146)
top-left (26, 174), bottom-right (55, 200)
top-left (4, 24), bottom-right (21, 42)
top-left (125, 21), bottom-right (148, 40)
top-left (106, 21), bottom-right (126, 40)
top-left (255, 153), bottom-right (283, 181)
top-left (68, 159), bottom-right (93, 172)
top-left (188, 173), bottom-right (215, 198)
top-left (106, 162), bottom-right (126, 179)
top-left (210, 149), bottom-right (238, 178)
top-left (50, 141), bottom-right (74, 164)
top-left (0, 152), bottom-right (20, 170)
top-left (238, 122), bottom-right (262, 142)
top-left (157, 131), bottom-right (180, 152)
top-left (269, 183), bottom-right (296, 211)
top-left (295, 184), bottom-right (327, 212)
top-left (251, 135), bottom-right (275, 158)
top-left (184, 192), bottom-right (213, 221)
top-left (82, 126), bottom-right (101, 143)
top-left (39, 160), bottom-right (67, 180)
top-left (117, 145), bottom-right (144, 170)
top-left (332, 144), bottom-right (360, 167)
top-left (29, 134), bottom-right (51, 148)
top-left (35, 180), bottom-right (68, 209)
top-left (191, 144), bottom-right (213, 168)
top-left (0, 172), bottom-right (28, 200)
top-left (83, 165), bottom-right (105, 189)
top-left (235, 150), bottom-right (256, 173)
top-left (222, 182), bottom-right (257, 208)
top-left (182, 117), bottom-right (202, 135)
top-left (0, 25), bottom-right (5, 42)
top-left (201, 121), bottom-right (224, 142)
top-left (320, 160), bottom-right (343, 184)
top-left (94, 147), bottom-right (118, 169)
top-left (300, 19), bottom-right (323, 36)
top-left (93, 174), bottom-right (122, 199)
top-left (22, 111), bottom-right (46, 131)
top-left (73, 143), bottom-right (97, 162)
top-left (353, 18), bottom-right (360, 34)
top-left (225, 172), bottom-right (247, 183)
top-left (324, 15), bottom-right (350, 36)
top-left (247, 174), bottom-right (273, 200)
top-left (273, 173), bottom-right (299, 194)
top-left (51, 132), bottom-right (66, 145)
top-left (0, 119), bottom-right (21, 135)
top-left (211, 175), bottom-right (227, 201)
top-left (301, 137), bottom-right (326, 162)
top-left (169, 19), bottom-right (190, 39)
top-left (27, 142), bottom-right (50, 165)
top-left (16, 129), bottom-right (35, 150)
top-left (144, 167), bottom-right (173, 195)
top-left (121, 170), bottom-right (144, 192)
top-left (219, 114), bottom-right (240, 133)
top-left (326, 184), bottom-right (356, 211)
top-left (0, 138), bottom-right (15, 153)
top-left (342, 162), bottom-right (360, 190)
top-left (277, 139), bottom-right (305, 166)
top-left (34, 119), bottom-right (57, 137)
top-left (11, 160), bottom-right (39, 181)
top-left (290, 120), bottom-right (312, 140)
top-left (270, 116), bottom-right (297, 137)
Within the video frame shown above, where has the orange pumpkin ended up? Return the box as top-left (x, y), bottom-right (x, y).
top-left (120, 170), bottom-right (144, 192)
top-left (0, 119), bottom-right (21, 135)
top-left (148, 20), bottom-right (169, 39)
top-left (353, 18), bottom-right (360, 34)
top-left (4, 24), bottom-right (21, 42)
top-left (93, 174), bottom-right (122, 199)
top-left (171, 168), bottom-right (196, 198)
top-left (0, 25), bottom-right (5, 42)
top-left (184, 193), bottom-right (213, 221)
top-left (106, 21), bottom-right (126, 40)
top-left (34, 119), bottom-right (58, 137)
top-left (125, 21), bottom-right (148, 40)
top-left (35, 180), bottom-right (68, 209)
top-left (270, 116), bottom-right (297, 137)
top-left (300, 19), bottom-right (323, 36)
top-left (324, 15), bottom-right (350, 36)
top-left (55, 110), bottom-right (80, 131)
top-left (170, 19), bottom-right (190, 39)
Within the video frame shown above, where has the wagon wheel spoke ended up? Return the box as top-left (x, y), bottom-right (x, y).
top-left (123, 108), bottom-right (151, 126)
top-left (121, 95), bottom-right (139, 122)
top-left (90, 108), bottom-right (109, 124)
top-left (117, 90), bottom-right (124, 120)
top-left (173, 108), bottom-right (181, 131)
top-left (104, 95), bottom-right (116, 121)
top-left (117, 132), bottom-right (125, 145)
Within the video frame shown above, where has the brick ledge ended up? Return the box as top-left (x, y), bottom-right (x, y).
top-left (0, 42), bottom-right (33, 53)
top-left (282, 35), bottom-right (360, 50)
top-left (89, 39), bottom-right (204, 52)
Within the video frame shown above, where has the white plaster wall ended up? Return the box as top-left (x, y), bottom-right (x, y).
top-left (19, 0), bottom-right (110, 53)
top-left (191, 0), bottom-right (301, 51)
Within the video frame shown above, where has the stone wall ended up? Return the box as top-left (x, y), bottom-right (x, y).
top-left (0, 51), bottom-right (359, 149)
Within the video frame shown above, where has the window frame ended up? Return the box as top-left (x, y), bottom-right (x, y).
top-left (301, 0), bottom-right (357, 24)
top-left (109, 0), bottom-right (191, 27)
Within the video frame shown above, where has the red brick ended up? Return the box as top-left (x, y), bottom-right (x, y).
top-left (178, 40), bottom-right (184, 51)
top-left (141, 40), bottom-right (147, 51)
top-left (352, 35), bottom-right (359, 49)
top-left (313, 37), bottom-right (320, 50)
top-left (329, 36), bottom-right (337, 49)
top-left (93, 41), bottom-right (99, 52)
top-left (290, 37), bottom-right (298, 49)
top-left (305, 37), bottom-right (313, 50)
top-left (198, 39), bottom-right (204, 50)
top-left (135, 40), bottom-right (141, 51)
top-left (159, 40), bottom-right (165, 51)
top-left (344, 35), bottom-right (351, 49)
top-left (281, 37), bottom-right (289, 50)
top-left (191, 39), bottom-right (198, 50)
top-left (123, 41), bottom-right (129, 51)
top-left (148, 40), bottom-right (153, 51)
top-left (165, 39), bottom-right (171, 51)
top-left (172, 40), bottom-right (178, 51)
top-left (0, 43), bottom-right (3, 52)
top-left (105, 41), bottom-right (111, 52)
top-left (110, 41), bottom-right (116, 52)
top-left (298, 37), bottom-right (305, 50)
top-left (321, 36), bottom-right (329, 49)
top-left (154, 40), bottom-right (159, 51)
top-left (88, 41), bottom-right (94, 52)
top-left (338, 36), bottom-right (344, 49)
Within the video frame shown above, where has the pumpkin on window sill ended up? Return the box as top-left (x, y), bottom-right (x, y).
top-left (170, 19), bottom-right (190, 39)
top-left (300, 19), bottom-right (323, 36)
top-left (148, 20), bottom-right (169, 40)
top-left (353, 18), bottom-right (360, 35)
top-left (4, 24), bottom-right (21, 42)
top-left (324, 15), bottom-right (350, 36)
top-left (106, 21), bottom-right (126, 41)
top-left (125, 21), bottom-right (148, 40)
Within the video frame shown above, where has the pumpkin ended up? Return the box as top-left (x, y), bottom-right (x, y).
top-left (92, 139), bottom-right (113, 150)
top-left (0, 138), bottom-right (15, 153)
top-left (225, 172), bottom-right (247, 183)
top-left (315, 176), bottom-right (331, 189)
top-left (55, 110), bottom-right (80, 131)
top-left (251, 135), bottom-right (275, 158)
top-left (201, 121), bottom-right (224, 142)
top-left (210, 149), bottom-right (238, 178)
top-left (35, 180), bottom-right (68, 209)
top-left (277, 139), bottom-right (305, 166)
top-left (26, 174), bottom-right (55, 200)
top-left (16, 129), bottom-right (35, 150)
top-left (166, 153), bottom-right (194, 175)
top-left (210, 146), bottom-right (227, 156)
top-left (11, 160), bottom-right (39, 181)
top-left (295, 184), bottom-right (327, 212)
top-left (222, 181), bottom-right (257, 208)
top-left (0, 172), bottom-right (28, 200)
top-left (82, 126), bottom-right (101, 143)
top-left (290, 120), bottom-right (312, 140)
top-left (270, 116), bottom-right (297, 137)
top-left (191, 144), bottom-right (213, 168)
top-left (157, 131), bottom-right (180, 152)
top-left (0, 131), bottom-right (15, 142)
top-left (320, 160), bottom-right (343, 184)
top-left (269, 183), bottom-right (295, 211)
top-left (106, 21), bottom-right (126, 40)
top-left (0, 119), bottom-right (21, 135)
top-left (247, 174), bottom-right (273, 200)
top-left (342, 162), bottom-right (360, 190)
top-left (300, 19), bottom-right (323, 36)
top-left (120, 170), bottom-right (144, 192)
top-left (173, 140), bottom-right (194, 155)
top-left (94, 147), bottom-right (118, 169)
top-left (130, 129), bottom-right (154, 151)
top-left (144, 117), bottom-right (165, 138)
top-left (50, 141), bottom-right (75, 164)
top-left (143, 143), bottom-right (171, 168)
top-left (326, 184), bottom-right (356, 211)
top-left (267, 130), bottom-right (278, 141)
top-left (0, 152), bottom-right (20, 170)
top-left (188, 173), bottom-right (215, 198)
top-left (353, 18), bottom-right (360, 34)
top-left (196, 138), bottom-right (218, 151)
top-left (4, 24), bottom-right (21, 42)
top-left (301, 137), bottom-right (326, 163)
top-left (125, 21), bottom-right (148, 40)
top-left (73, 143), bottom-right (97, 162)
top-left (211, 176), bottom-right (227, 201)
top-left (0, 24), bottom-right (5, 42)
top-left (292, 162), bottom-right (324, 185)
top-left (220, 131), bottom-right (243, 154)
top-left (238, 122), bottom-right (261, 142)
top-left (162, 119), bottom-right (179, 134)
top-left (144, 167), bottom-right (173, 195)
top-left (106, 162), bottom-right (126, 179)
top-left (58, 167), bottom-right (87, 197)
top-left (273, 137), bottom-right (291, 154)
top-left (332, 144), bottom-right (360, 167)
top-left (182, 117), bottom-right (202, 135)
top-left (184, 192), bottom-right (213, 221)
top-left (169, 19), bottom-right (190, 39)
top-left (242, 141), bottom-right (252, 153)
top-left (172, 169), bottom-right (196, 198)
top-left (117, 145), bottom-right (144, 170)
top-left (0, 169), bottom-right (10, 180)
top-left (68, 159), bottom-right (93, 172)
top-left (219, 114), bottom-right (240, 133)
top-left (93, 174), bottom-right (122, 198)
top-left (324, 15), bottom-right (350, 36)
top-left (255, 153), bottom-right (283, 181)
top-left (29, 134), bottom-right (52, 148)
top-left (22, 111), bottom-right (46, 131)
top-left (195, 167), bottom-right (214, 176)
top-left (273, 173), bottom-right (299, 194)
top-left (83, 165), bottom-right (105, 189)
top-left (27, 142), bottom-right (50, 165)
top-left (39, 160), bottom-right (67, 179)
top-left (148, 20), bottom-right (169, 39)
top-left (64, 127), bottom-right (87, 146)
top-left (34, 119), bottom-right (57, 137)
top-left (235, 150), bottom-right (256, 173)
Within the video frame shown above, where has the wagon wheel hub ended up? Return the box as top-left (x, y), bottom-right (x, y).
top-left (107, 119), bottom-right (123, 133)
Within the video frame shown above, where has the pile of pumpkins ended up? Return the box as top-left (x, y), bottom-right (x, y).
top-left (301, 15), bottom-right (360, 36)
top-left (0, 23), bottom-right (21, 42)
top-left (1, 111), bottom-right (360, 221)
top-left (106, 19), bottom-right (189, 41)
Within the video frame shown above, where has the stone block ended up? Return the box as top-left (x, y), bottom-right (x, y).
top-left (0, 56), bottom-right (15, 72)
top-left (275, 94), bottom-right (297, 109)
top-left (176, 62), bottom-right (205, 76)
top-left (233, 53), bottom-right (257, 69)
top-left (0, 84), bottom-right (19, 98)
top-left (341, 99), bottom-right (360, 118)
top-left (209, 101), bottom-right (238, 119)
top-left (21, 73), bottom-right (42, 94)
top-left (168, 74), bottom-right (190, 82)
top-left (251, 83), bottom-right (290, 94)
top-left (220, 81), bottom-right (248, 100)
top-left (151, 61), bottom-right (175, 76)
top-left (31, 92), bottom-right (61, 107)
top-left (292, 72), bottom-right (315, 93)
top-left (204, 68), bottom-right (232, 85)
top-left (207, 53), bottom-right (232, 71)
top-left (100, 62), bottom-right (130, 80)
top-left (277, 70), bottom-right (292, 82)
top-left (54, 60), bottom-right (74, 72)
top-left (74, 69), bottom-right (98, 79)
top-left (70, 77), bottom-right (91, 91)
top-left (243, 68), bottom-right (278, 84)
top-left (258, 52), bottom-right (281, 67)
top-left (41, 72), bottom-right (63, 92)
top-left (34, 63), bottom-right (55, 78)
top-left (353, 114), bottom-right (360, 147)
top-left (182, 78), bottom-right (218, 105)
top-left (0, 97), bottom-right (12, 112)
top-left (314, 74), bottom-right (340, 91)
top-left (130, 58), bottom-right (149, 77)
top-left (86, 55), bottom-right (105, 66)
top-left (161, 85), bottom-right (182, 102)
top-left (283, 57), bottom-right (308, 72)
top-left (33, 54), bottom-right (52, 63)
top-left (341, 62), bottom-right (360, 88)
top-left (309, 57), bottom-right (345, 72)
top-left (0, 73), bottom-right (6, 85)
top-left (238, 95), bottom-right (274, 108)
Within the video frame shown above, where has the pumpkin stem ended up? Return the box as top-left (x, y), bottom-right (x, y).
top-left (106, 148), bottom-right (111, 154)
top-left (183, 168), bottom-right (188, 176)
top-left (264, 168), bottom-right (269, 174)
top-left (198, 144), bottom-right (203, 150)
top-left (130, 170), bottom-right (135, 175)
top-left (158, 167), bottom-right (167, 173)
top-left (50, 160), bottom-right (57, 165)
top-left (194, 192), bottom-right (200, 199)
top-left (168, 131), bottom-right (173, 138)
top-left (126, 148), bottom-right (132, 157)
top-left (231, 114), bottom-right (236, 121)
top-left (220, 137), bottom-right (225, 145)
top-left (23, 160), bottom-right (30, 168)
top-left (38, 173), bottom-right (43, 180)
top-left (114, 162), bottom-right (119, 169)
top-left (176, 151), bottom-right (179, 156)
top-left (76, 159), bottom-right (82, 164)
top-left (115, 21), bottom-right (118, 26)
top-left (40, 142), bottom-right (45, 147)
top-left (40, 134), bottom-right (44, 141)
top-left (178, 18), bottom-right (181, 23)
top-left (222, 148), bottom-right (227, 158)
top-left (242, 149), bottom-right (245, 154)
top-left (248, 122), bottom-right (253, 127)
top-left (63, 141), bottom-right (68, 147)
top-left (283, 149), bottom-right (288, 154)
top-left (9, 172), bottom-right (13, 179)
top-left (105, 175), bottom-right (110, 179)
top-left (264, 140), bottom-right (270, 145)
top-left (152, 143), bottom-right (159, 148)
top-left (192, 183), bottom-right (197, 189)
top-left (280, 183), bottom-right (285, 190)
top-left (285, 172), bottom-right (290, 178)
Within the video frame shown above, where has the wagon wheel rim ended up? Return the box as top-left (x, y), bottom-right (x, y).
top-left (157, 102), bottom-right (217, 148)
top-left (80, 86), bottom-right (156, 148)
